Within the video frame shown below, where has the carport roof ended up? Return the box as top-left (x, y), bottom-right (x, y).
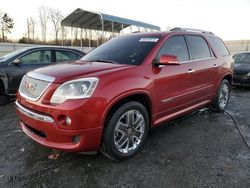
top-left (61, 8), bottom-right (160, 32)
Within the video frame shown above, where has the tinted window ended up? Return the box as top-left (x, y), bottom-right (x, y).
top-left (19, 50), bottom-right (51, 64)
top-left (233, 53), bottom-right (250, 63)
top-left (56, 51), bottom-right (79, 62)
top-left (187, 35), bottom-right (211, 60)
top-left (82, 35), bottom-right (161, 65)
top-left (209, 37), bottom-right (230, 56)
top-left (0, 48), bottom-right (27, 63)
top-left (156, 36), bottom-right (189, 62)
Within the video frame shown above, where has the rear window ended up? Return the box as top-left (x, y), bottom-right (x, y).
top-left (81, 35), bottom-right (161, 65)
top-left (233, 53), bottom-right (250, 63)
top-left (56, 51), bottom-right (79, 62)
top-left (209, 37), bottom-right (230, 56)
top-left (187, 35), bottom-right (211, 60)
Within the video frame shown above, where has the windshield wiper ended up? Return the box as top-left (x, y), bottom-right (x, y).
top-left (91, 59), bottom-right (118, 64)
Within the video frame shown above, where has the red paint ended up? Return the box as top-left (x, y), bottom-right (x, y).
top-left (16, 31), bottom-right (233, 152)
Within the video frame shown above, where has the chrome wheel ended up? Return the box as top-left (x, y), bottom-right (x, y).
top-left (218, 83), bottom-right (229, 109)
top-left (114, 110), bottom-right (145, 154)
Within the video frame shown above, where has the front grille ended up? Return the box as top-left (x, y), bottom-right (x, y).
top-left (19, 72), bottom-right (54, 101)
top-left (25, 123), bottom-right (47, 138)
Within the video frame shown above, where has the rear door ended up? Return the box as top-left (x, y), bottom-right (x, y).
top-left (154, 35), bottom-right (200, 120)
top-left (6, 50), bottom-right (52, 94)
top-left (185, 35), bottom-right (216, 99)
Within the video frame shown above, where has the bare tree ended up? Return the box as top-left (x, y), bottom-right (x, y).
top-left (26, 17), bottom-right (36, 42)
top-left (0, 10), bottom-right (3, 40)
top-left (61, 26), bottom-right (69, 45)
top-left (38, 5), bottom-right (49, 43)
top-left (30, 17), bottom-right (35, 41)
top-left (48, 8), bottom-right (63, 44)
top-left (0, 13), bottom-right (14, 42)
top-left (26, 18), bottom-right (31, 42)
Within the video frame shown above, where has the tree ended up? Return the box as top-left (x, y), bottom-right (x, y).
top-left (26, 17), bottom-right (36, 42)
top-left (49, 8), bottom-right (63, 44)
top-left (0, 13), bottom-right (14, 42)
top-left (38, 5), bottom-right (49, 43)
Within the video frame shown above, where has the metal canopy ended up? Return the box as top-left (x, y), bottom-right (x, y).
top-left (61, 8), bottom-right (160, 32)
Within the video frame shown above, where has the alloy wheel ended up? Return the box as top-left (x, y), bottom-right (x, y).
top-left (114, 110), bottom-right (145, 154)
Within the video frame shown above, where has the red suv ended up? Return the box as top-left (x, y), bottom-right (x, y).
top-left (16, 28), bottom-right (233, 160)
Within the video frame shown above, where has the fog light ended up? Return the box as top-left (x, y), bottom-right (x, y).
top-left (72, 135), bottom-right (80, 143)
top-left (65, 116), bottom-right (72, 125)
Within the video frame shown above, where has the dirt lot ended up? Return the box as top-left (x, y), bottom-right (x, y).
top-left (0, 88), bottom-right (250, 188)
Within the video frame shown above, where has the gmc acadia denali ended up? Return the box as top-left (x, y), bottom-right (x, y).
top-left (15, 28), bottom-right (234, 160)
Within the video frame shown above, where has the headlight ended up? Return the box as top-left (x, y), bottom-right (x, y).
top-left (50, 77), bottom-right (99, 104)
top-left (247, 72), bottom-right (250, 77)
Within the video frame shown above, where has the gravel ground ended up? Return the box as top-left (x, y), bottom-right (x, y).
top-left (0, 88), bottom-right (249, 188)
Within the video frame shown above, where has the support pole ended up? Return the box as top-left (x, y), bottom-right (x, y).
top-left (61, 25), bottom-right (64, 46)
top-left (80, 29), bottom-right (83, 49)
top-left (71, 27), bottom-right (73, 46)
top-left (101, 19), bottom-right (104, 44)
top-left (89, 30), bottom-right (92, 47)
top-left (96, 31), bottom-right (99, 46)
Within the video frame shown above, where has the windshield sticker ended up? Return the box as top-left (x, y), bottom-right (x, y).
top-left (139, 38), bottom-right (159, 42)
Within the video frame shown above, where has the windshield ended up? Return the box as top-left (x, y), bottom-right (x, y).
top-left (0, 48), bottom-right (28, 63)
top-left (81, 35), bottom-right (161, 65)
top-left (233, 53), bottom-right (250, 64)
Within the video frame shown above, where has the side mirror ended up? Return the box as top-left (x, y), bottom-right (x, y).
top-left (156, 54), bottom-right (180, 66)
top-left (12, 58), bottom-right (22, 65)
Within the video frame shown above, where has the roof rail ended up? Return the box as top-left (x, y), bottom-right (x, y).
top-left (170, 27), bottom-right (214, 35)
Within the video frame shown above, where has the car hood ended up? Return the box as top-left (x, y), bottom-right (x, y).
top-left (234, 63), bottom-right (250, 74)
top-left (32, 61), bottom-right (131, 83)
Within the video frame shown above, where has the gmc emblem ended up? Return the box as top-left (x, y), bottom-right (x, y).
top-left (24, 81), bottom-right (37, 93)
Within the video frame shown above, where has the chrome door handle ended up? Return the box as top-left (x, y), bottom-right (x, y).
top-left (213, 64), bottom-right (219, 68)
top-left (187, 69), bottom-right (195, 73)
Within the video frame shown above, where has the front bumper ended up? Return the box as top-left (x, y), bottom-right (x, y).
top-left (15, 100), bottom-right (104, 152)
top-left (233, 74), bottom-right (250, 87)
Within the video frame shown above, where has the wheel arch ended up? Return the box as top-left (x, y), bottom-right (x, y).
top-left (222, 74), bottom-right (232, 85)
top-left (101, 91), bottom-right (153, 130)
top-left (0, 78), bottom-right (6, 95)
top-left (0, 71), bottom-right (8, 95)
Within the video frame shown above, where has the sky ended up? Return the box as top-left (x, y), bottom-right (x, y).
top-left (1, 0), bottom-right (250, 41)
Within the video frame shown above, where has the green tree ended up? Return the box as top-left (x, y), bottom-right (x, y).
top-left (0, 13), bottom-right (14, 42)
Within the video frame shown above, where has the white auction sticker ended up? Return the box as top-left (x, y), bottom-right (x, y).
top-left (139, 38), bottom-right (159, 42)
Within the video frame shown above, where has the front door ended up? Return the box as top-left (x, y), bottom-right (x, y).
top-left (153, 35), bottom-right (199, 122)
top-left (6, 50), bottom-right (52, 94)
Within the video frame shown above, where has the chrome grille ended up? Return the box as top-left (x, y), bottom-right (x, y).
top-left (19, 72), bottom-right (55, 101)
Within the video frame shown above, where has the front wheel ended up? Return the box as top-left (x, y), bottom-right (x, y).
top-left (101, 101), bottom-right (149, 161)
top-left (210, 79), bottom-right (231, 112)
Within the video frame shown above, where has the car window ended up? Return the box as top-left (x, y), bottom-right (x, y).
top-left (187, 35), bottom-right (211, 60)
top-left (209, 36), bottom-right (230, 56)
top-left (81, 35), bottom-right (161, 65)
top-left (155, 35), bottom-right (189, 62)
top-left (233, 53), bottom-right (250, 63)
top-left (19, 50), bottom-right (51, 64)
top-left (56, 51), bottom-right (79, 62)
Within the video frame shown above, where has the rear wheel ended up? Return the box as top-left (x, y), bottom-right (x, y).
top-left (0, 82), bottom-right (8, 106)
top-left (210, 79), bottom-right (230, 112)
top-left (101, 101), bottom-right (149, 161)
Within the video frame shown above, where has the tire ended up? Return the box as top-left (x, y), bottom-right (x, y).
top-left (210, 79), bottom-right (231, 112)
top-left (101, 101), bottom-right (149, 161)
top-left (0, 95), bottom-right (8, 106)
top-left (0, 84), bottom-right (8, 106)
